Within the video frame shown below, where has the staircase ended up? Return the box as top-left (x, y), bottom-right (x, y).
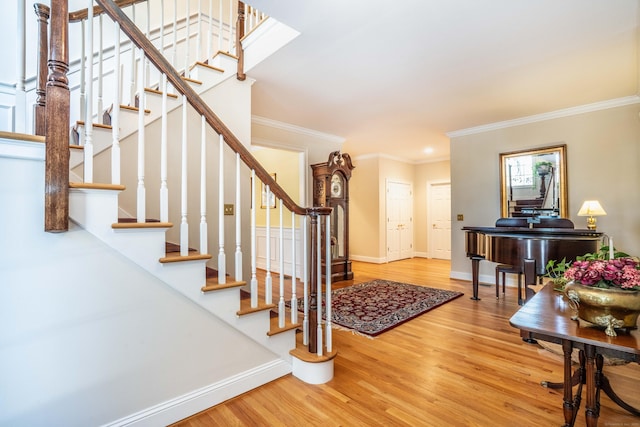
top-left (0, 1), bottom-right (336, 425)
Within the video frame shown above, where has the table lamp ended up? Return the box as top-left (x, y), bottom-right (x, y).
top-left (577, 200), bottom-right (606, 230)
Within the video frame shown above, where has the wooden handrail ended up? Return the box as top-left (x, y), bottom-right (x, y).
top-left (94, 0), bottom-right (323, 218)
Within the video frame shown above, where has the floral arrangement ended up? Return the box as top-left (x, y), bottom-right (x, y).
top-left (545, 246), bottom-right (640, 291)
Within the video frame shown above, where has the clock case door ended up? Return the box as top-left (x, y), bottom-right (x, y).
top-left (311, 152), bottom-right (355, 282)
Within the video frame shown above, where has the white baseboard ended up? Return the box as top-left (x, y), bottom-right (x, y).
top-left (104, 360), bottom-right (291, 427)
top-left (350, 254), bottom-right (386, 264)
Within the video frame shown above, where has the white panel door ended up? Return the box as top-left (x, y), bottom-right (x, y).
top-left (430, 182), bottom-right (451, 260)
top-left (386, 181), bottom-right (413, 262)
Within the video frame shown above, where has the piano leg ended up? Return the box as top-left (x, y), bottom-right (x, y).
top-left (470, 256), bottom-right (482, 300)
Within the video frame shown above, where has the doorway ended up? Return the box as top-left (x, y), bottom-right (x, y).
top-left (428, 181), bottom-right (451, 260)
top-left (386, 180), bottom-right (413, 262)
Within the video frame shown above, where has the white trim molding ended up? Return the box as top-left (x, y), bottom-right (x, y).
top-left (447, 96), bottom-right (640, 138)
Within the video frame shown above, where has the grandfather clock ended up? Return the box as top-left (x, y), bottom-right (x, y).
top-left (311, 151), bottom-right (355, 282)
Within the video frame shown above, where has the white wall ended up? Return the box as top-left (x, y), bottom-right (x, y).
top-left (0, 144), bottom-right (281, 426)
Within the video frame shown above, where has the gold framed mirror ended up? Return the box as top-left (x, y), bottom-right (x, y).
top-left (500, 144), bottom-right (567, 218)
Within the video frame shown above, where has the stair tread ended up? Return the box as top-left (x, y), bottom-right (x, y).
top-left (70, 182), bottom-right (125, 191)
top-left (290, 342), bottom-right (338, 363)
top-left (75, 120), bottom-right (112, 130)
top-left (182, 76), bottom-right (203, 85)
top-left (192, 61), bottom-right (224, 74)
top-left (112, 221), bottom-right (173, 229)
top-left (237, 299), bottom-right (276, 316)
top-left (159, 252), bottom-right (212, 263)
top-left (144, 87), bottom-right (179, 98)
top-left (119, 104), bottom-right (151, 114)
top-left (267, 316), bottom-right (301, 336)
top-left (201, 278), bottom-right (246, 292)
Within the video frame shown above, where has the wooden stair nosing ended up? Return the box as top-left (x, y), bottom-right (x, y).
top-left (192, 61), bottom-right (224, 74)
top-left (289, 344), bottom-right (338, 363)
top-left (182, 76), bottom-right (202, 85)
top-left (70, 182), bottom-right (126, 191)
top-left (119, 104), bottom-right (151, 114)
top-left (237, 301), bottom-right (276, 316)
top-left (159, 252), bottom-right (212, 263)
top-left (112, 221), bottom-right (173, 229)
top-left (144, 87), bottom-right (179, 98)
top-left (267, 318), bottom-right (301, 337)
top-left (201, 279), bottom-right (245, 293)
top-left (75, 120), bottom-right (112, 130)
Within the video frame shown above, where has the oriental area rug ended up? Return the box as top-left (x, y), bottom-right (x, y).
top-left (326, 279), bottom-right (463, 337)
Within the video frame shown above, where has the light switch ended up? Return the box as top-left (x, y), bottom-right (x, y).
top-left (457, 214), bottom-right (464, 221)
top-left (224, 204), bottom-right (234, 215)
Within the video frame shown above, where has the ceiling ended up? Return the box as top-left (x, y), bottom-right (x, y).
top-left (245, 0), bottom-right (639, 163)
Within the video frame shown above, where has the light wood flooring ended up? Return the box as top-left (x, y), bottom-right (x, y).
top-left (173, 258), bottom-right (640, 426)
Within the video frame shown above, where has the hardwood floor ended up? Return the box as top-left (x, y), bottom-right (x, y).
top-left (173, 258), bottom-right (640, 426)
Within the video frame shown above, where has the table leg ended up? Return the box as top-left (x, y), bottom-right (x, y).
top-left (595, 354), bottom-right (640, 416)
top-left (584, 345), bottom-right (599, 427)
top-left (470, 256), bottom-right (481, 300)
top-left (559, 340), bottom-right (582, 427)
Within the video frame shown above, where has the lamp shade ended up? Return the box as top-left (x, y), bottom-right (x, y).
top-left (577, 200), bottom-right (607, 217)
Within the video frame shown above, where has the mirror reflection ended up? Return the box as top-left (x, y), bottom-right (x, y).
top-left (500, 144), bottom-right (567, 218)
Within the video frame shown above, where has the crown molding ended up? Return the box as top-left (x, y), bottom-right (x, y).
top-left (446, 95), bottom-right (640, 138)
top-left (353, 152), bottom-right (450, 165)
top-left (251, 115), bottom-right (345, 144)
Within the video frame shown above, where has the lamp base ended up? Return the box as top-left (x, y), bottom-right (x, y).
top-left (586, 216), bottom-right (597, 230)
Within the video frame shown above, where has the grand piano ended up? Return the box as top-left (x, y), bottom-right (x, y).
top-left (463, 217), bottom-right (603, 302)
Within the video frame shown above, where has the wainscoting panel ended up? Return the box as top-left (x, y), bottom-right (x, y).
top-left (255, 226), bottom-right (302, 280)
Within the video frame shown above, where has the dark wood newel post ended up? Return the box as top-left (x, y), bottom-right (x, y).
top-left (308, 211), bottom-right (319, 353)
top-left (236, 1), bottom-right (246, 81)
top-left (34, 3), bottom-right (50, 136)
top-left (44, 0), bottom-right (70, 232)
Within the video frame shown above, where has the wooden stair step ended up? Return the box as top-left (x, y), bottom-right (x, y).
top-left (290, 341), bottom-right (338, 363)
top-left (75, 120), bottom-right (112, 130)
top-left (182, 76), bottom-right (202, 85)
top-left (70, 182), bottom-right (125, 191)
top-left (119, 104), bottom-right (151, 114)
top-left (191, 61), bottom-right (224, 74)
top-left (237, 298), bottom-right (275, 316)
top-left (112, 221), bottom-right (172, 229)
top-left (144, 87), bottom-right (179, 98)
top-left (267, 315), bottom-right (301, 336)
top-left (159, 252), bottom-right (212, 263)
top-left (201, 278), bottom-right (245, 293)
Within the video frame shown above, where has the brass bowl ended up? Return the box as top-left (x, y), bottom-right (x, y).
top-left (565, 282), bottom-right (640, 336)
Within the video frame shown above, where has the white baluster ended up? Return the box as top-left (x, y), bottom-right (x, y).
top-left (160, 73), bottom-right (169, 222)
top-left (265, 184), bottom-right (272, 304)
top-left (80, 20), bottom-right (86, 122)
top-left (111, 21), bottom-right (121, 185)
top-left (160, 0), bottom-right (165, 57)
top-left (84, 1), bottom-right (94, 183)
top-left (316, 217), bottom-right (323, 356)
top-left (197, 0), bottom-right (202, 62)
top-left (97, 15), bottom-right (103, 119)
top-left (16, 0), bottom-right (25, 132)
top-left (325, 214), bottom-right (332, 353)
top-left (228, 0), bottom-right (233, 53)
top-left (136, 48), bottom-right (146, 221)
top-left (199, 116), bottom-right (208, 255)
top-left (185, 0), bottom-right (190, 78)
top-left (180, 95), bottom-right (189, 255)
top-left (290, 212), bottom-right (297, 324)
top-left (278, 200), bottom-right (285, 328)
top-left (145, 0), bottom-right (150, 84)
top-left (218, 0), bottom-right (223, 52)
top-left (207, 0), bottom-right (213, 60)
top-left (218, 134), bottom-right (226, 283)
top-left (303, 215), bottom-right (309, 345)
top-left (172, 0), bottom-right (177, 67)
top-left (250, 169), bottom-right (258, 308)
top-left (235, 153), bottom-right (243, 281)
top-left (129, 5), bottom-right (136, 105)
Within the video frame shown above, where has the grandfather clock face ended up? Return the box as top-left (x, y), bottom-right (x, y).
top-left (330, 173), bottom-right (344, 198)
